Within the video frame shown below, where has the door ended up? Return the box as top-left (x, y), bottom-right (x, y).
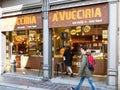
top-left (0, 32), bottom-right (6, 74)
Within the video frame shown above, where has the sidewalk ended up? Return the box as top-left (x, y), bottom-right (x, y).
top-left (0, 73), bottom-right (113, 90)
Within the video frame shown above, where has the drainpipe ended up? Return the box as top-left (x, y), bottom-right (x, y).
top-left (42, 0), bottom-right (51, 80)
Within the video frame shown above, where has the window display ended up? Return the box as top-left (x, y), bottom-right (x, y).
top-left (12, 30), bottom-right (43, 55)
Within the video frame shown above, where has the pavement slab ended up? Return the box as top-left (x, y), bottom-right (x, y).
top-left (0, 73), bottom-right (112, 90)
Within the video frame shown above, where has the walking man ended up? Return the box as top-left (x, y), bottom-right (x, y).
top-left (71, 46), bottom-right (96, 90)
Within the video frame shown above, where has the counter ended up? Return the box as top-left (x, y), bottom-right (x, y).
top-left (15, 55), bottom-right (107, 75)
top-left (54, 56), bottom-right (107, 75)
top-left (93, 59), bottom-right (107, 75)
top-left (15, 55), bottom-right (43, 69)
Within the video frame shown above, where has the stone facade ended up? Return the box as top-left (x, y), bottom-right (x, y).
top-left (0, 0), bottom-right (119, 89)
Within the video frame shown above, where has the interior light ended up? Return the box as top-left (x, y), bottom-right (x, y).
top-left (57, 36), bottom-right (60, 40)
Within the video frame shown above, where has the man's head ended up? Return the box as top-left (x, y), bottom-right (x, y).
top-left (80, 46), bottom-right (87, 54)
top-left (81, 46), bottom-right (87, 51)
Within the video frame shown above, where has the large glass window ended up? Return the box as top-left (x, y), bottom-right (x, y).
top-left (12, 30), bottom-right (43, 56)
top-left (52, 24), bottom-right (108, 57)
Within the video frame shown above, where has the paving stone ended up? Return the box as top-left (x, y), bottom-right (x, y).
top-left (0, 73), bottom-right (112, 90)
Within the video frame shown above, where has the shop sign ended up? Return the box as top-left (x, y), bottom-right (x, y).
top-left (49, 3), bottom-right (108, 28)
top-left (0, 13), bottom-right (42, 31)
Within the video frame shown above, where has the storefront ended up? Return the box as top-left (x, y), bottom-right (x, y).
top-left (0, 1), bottom-right (118, 89)
top-left (49, 3), bottom-right (108, 75)
top-left (0, 13), bottom-right (43, 72)
top-left (48, 1), bottom-right (118, 89)
top-left (0, 3), bottom-right (109, 75)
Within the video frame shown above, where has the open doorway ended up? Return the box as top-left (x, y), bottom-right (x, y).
top-left (52, 24), bottom-right (108, 85)
top-left (3, 30), bottom-right (43, 77)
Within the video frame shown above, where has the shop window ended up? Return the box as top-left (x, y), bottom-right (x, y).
top-left (12, 30), bottom-right (43, 55)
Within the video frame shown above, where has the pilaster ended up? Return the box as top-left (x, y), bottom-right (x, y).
top-left (42, 0), bottom-right (52, 80)
top-left (107, 1), bottom-right (118, 90)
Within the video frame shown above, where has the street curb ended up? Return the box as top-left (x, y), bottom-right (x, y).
top-left (0, 82), bottom-right (51, 90)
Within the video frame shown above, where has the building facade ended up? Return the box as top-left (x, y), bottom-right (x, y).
top-left (0, 0), bottom-right (119, 89)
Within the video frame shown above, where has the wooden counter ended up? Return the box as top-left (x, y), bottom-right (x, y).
top-left (15, 55), bottom-right (107, 75)
top-left (15, 55), bottom-right (43, 69)
top-left (93, 59), bottom-right (107, 75)
top-left (54, 56), bottom-right (107, 75)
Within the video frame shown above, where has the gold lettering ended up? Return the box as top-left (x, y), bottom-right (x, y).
top-left (16, 18), bottom-right (20, 25)
top-left (59, 11), bottom-right (65, 21)
top-left (16, 15), bottom-right (37, 25)
top-left (95, 8), bottom-right (101, 17)
top-left (77, 10), bottom-right (84, 19)
top-left (71, 10), bottom-right (76, 20)
top-left (52, 7), bottom-right (102, 22)
top-left (52, 11), bottom-right (58, 22)
top-left (25, 17), bottom-right (29, 24)
top-left (21, 17), bottom-right (24, 25)
top-left (16, 19), bottom-right (19, 25)
top-left (31, 16), bottom-right (36, 24)
top-left (82, 10), bottom-right (85, 19)
top-left (91, 8), bottom-right (94, 18)
top-left (66, 11), bottom-right (71, 20)
top-left (85, 9), bottom-right (91, 18)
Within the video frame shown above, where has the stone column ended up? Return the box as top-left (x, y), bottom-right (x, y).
top-left (42, 0), bottom-right (52, 80)
top-left (107, 2), bottom-right (118, 90)
top-left (118, 1), bottom-right (120, 90)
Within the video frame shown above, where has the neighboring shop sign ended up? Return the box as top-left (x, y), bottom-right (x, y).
top-left (0, 13), bottom-right (42, 31)
top-left (49, 3), bottom-right (108, 28)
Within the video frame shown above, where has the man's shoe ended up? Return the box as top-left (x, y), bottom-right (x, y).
top-left (70, 87), bottom-right (75, 90)
top-left (71, 73), bottom-right (74, 77)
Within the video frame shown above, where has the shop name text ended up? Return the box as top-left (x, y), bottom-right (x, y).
top-left (52, 8), bottom-right (102, 22)
top-left (16, 15), bottom-right (37, 25)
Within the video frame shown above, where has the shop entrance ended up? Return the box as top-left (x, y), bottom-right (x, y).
top-left (2, 24), bottom-right (108, 83)
top-left (52, 24), bottom-right (108, 83)
top-left (3, 30), bottom-right (43, 76)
